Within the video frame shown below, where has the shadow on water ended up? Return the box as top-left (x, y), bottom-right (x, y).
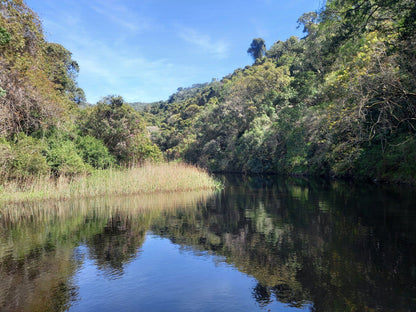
top-left (1, 176), bottom-right (415, 311)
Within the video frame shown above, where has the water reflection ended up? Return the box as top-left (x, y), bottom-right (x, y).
top-left (0, 191), bottom-right (212, 312)
top-left (1, 177), bottom-right (415, 311)
top-left (151, 175), bottom-right (416, 311)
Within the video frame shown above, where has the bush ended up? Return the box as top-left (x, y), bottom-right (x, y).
top-left (0, 134), bottom-right (50, 180)
top-left (78, 95), bottom-right (163, 164)
top-left (12, 134), bottom-right (50, 178)
top-left (46, 136), bottom-right (91, 176)
top-left (0, 139), bottom-right (14, 180)
top-left (75, 135), bottom-right (115, 169)
top-left (127, 133), bottom-right (163, 164)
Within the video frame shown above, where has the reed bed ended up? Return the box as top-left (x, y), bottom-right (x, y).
top-left (0, 162), bottom-right (221, 204)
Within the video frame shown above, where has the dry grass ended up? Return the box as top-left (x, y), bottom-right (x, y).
top-left (0, 162), bottom-right (221, 204)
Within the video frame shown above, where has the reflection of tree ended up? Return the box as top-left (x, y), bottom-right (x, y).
top-left (0, 192), bottom-right (213, 311)
top-left (151, 175), bottom-right (416, 311)
top-left (1, 179), bottom-right (415, 311)
top-left (0, 246), bottom-right (79, 312)
top-left (86, 214), bottom-right (147, 277)
top-left (252, 283), bottom-right (271, 307)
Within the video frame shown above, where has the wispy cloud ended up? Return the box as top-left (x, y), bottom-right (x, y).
top-left (90, 0), bottom-right (154, 33)
top-left (70, 34), bottom-right (196, 102)
top-left (249, 18), bottom-right (270, 39)
top-left (177, 26), bottom-right (229, 59)
top-left (30, 0), bottom-right (230, 103)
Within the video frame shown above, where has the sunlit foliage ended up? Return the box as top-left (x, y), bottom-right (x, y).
top-left (144, 0), bottom-right (416, 183)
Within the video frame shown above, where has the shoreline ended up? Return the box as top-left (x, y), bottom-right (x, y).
top-left (210, 170), bottom-right (416, 186)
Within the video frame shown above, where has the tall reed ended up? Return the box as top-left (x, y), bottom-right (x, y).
top-left (0, 162), bottom-right (221, 204)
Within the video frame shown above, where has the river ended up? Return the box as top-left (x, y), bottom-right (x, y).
top-left (1, 175), bottom-right (415, 311)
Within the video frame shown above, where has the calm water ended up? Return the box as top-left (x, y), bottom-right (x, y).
top-left (1, 176), bottom-right (415, 311)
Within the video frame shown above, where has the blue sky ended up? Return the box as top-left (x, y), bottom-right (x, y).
top-left (26, 0), bottom-right (324, 104)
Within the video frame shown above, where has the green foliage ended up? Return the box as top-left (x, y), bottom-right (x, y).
top-left (0, 134), bottom-right (49, 180)
top-left (12, 134), bottom-right (50, 177)
top-left (46, 134), bottom-right (92, 176)
top-left (0, 0), bottom-right (85, 139)
top-left (0, 26), bottom-right (11, 46)
top-left (75, 135), bottom-right (115, 169)
top-left (1, 0), bottom-right (415, 183)
top-left (247, 38), bottom-right (266, 61)
top-left (142, 0), bottom-right (416, 183)
top-left (0, 138), bottom-right (13, 179)
top-left (79, 95), bottom-right (162, 164)
top-left (0, 87), bottom-right (6, 97)
top-left (355, 135), bottom-right (416, 184)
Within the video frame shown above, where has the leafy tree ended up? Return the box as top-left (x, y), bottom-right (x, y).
top-left (296, 12), bottom-right (318, 37)
top-left (44, 42), bottom-right (85, 104)
top-left (247, 38), bottom-right (266, 61)
top-left (0, 0), bottom-right (74, 138)
top-left (142, 0), bottom-right (416, 183)
top-left (79, 95), bottom-right (162, 164)
top-left (75, 135), bottom-right (115, 169)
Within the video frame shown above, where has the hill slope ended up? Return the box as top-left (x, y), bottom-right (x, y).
top-left (143, 0), bottom-right (416, 183)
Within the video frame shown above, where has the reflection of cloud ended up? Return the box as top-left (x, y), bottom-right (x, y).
top-left (177, 26), bottom-right (229, 59)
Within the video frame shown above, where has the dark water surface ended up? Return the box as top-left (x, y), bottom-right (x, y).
top-left (1, 175), bottom-right (415, 311)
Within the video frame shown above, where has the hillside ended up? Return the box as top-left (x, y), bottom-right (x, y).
top-left (0, 0), bottom-right (161, 180)
top-left (142, 0), bottom-right (416, 183)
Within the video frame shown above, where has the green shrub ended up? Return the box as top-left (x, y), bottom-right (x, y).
top-left (75, 135), bottom-right (115, 169)
top-left (0, 134), bottom-right (50, 179)
top-left (46, 137), bottom-right (91, 176)
top-left (0, 139), bottom-right (14, 180)
top-left (128, 133), bottom-right (163, 164)
top-left (78, 96), bottom-right (163, 164)
top-left (12, 135), bottom-right (50, 178)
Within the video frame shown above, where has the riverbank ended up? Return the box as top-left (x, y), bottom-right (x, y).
top-left (0, 162), bottom-right (221, 204)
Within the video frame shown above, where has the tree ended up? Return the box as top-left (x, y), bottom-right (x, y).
top-left (247, 38), bottom-right (266, 61)
top-left (78, 95), bottom-right (162, 164)
top-left (296, 12), bottom-right (318, 37)
top-left (44, 42), bottom-right (86, 104)
top-left (0, 0), bottom-right (78, 137)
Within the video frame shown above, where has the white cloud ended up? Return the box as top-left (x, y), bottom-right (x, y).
top-left (30, 0), bottom-right (226, 103)
top-left (71, 34), bottom-right (199, 103)
top-left (90, 0), bottom-right (154, 33)
top-left (176, 26), bottom-right (229, 59)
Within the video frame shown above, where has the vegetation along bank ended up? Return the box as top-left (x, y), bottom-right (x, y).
top-left (0, 162), bottom-right (221, 204)
top-left (1, 0), bottom-right (415, 189)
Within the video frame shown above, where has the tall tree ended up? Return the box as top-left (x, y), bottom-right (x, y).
top-left (247, 38), bottom-right (266, 61)
top-left (79, 95), bottom-right (162, 164)
top-left (0, 0), bottom-right (71, 137)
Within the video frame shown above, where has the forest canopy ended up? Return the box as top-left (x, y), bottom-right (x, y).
top-left (142, 0), bottom-right (416, 183)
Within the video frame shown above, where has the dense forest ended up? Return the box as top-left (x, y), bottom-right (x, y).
top-left (142, 0), bottom-right (416, 183)
top-left (1, 0), bottom-right (416, 183)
